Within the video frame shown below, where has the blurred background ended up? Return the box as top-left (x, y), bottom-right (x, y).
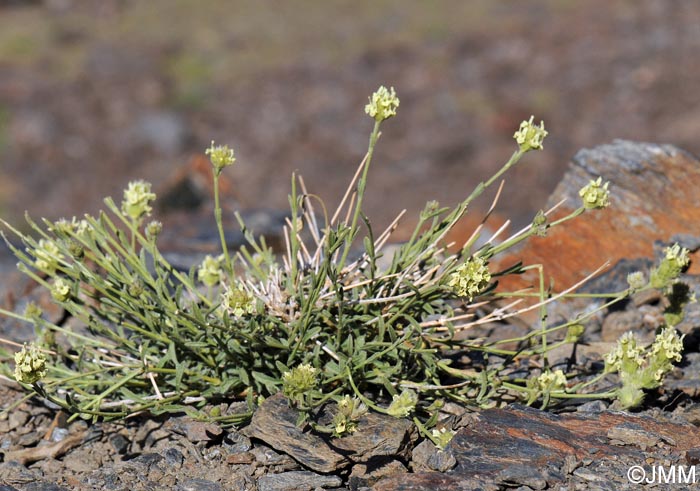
top-left (1, 0), bottom-right (699, 239)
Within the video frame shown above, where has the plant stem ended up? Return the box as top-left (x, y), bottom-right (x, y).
top-left (213, 171), bottom-right (233, 277)
top-left (338, 120), bottom-right (381, 270)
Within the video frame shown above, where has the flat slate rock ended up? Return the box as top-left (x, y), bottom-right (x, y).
top-left (244, 393), bottom-right (348, 473)
top-left (373, 404), bottom-right (700, 490)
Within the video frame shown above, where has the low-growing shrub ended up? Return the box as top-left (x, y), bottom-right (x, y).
top-left (0, 87), bottom-right (689, 446)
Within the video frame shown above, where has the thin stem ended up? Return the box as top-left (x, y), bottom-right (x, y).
top-left (213, 171), bottom-right (233, 277)
top-left (338, 120), bottom-right (381, 270)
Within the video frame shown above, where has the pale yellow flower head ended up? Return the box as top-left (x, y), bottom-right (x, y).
top-left (448, 256), bottom-right (491, 301)
top-left (121, 180), bottom-right (156, 221)
top-left (365, 86), bottom-right (400, 122)
top-left (205, 140), bottom-right (236, 175)
top-left (14, 343), bottom-right (48, 384)
top-left (578, 177), bottom-right (610, 210)
top-left (513, 116), bottom-right (547, 152)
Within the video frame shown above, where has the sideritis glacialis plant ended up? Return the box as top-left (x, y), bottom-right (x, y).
top-left (0, 86), bottom-right (689, 448)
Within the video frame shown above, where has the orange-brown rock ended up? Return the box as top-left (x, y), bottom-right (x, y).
top-left (495, 141), bottom-right (700, 291)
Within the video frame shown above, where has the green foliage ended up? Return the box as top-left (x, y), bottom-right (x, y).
top-left (0, 87), bottom-right (690, 430)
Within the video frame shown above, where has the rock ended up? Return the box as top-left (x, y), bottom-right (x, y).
top-left (257, 471), bottom-right (342, 491)
top-left (498, 141), bottom-right (700, 290)
top-left (250, 445), bottom-right (298, 470)
top-left (175, 478), bottom-right (223, 491)
top-left (348, 459), bottom-right (407, 489)
top-left (108, 433), bottom-right (129, 454)
top-left (163, 447), bottom-right (185, 468)
top-left (495, 464), bottom-right (548, 489)
top-left (329, 411), bottom-right (415, 462)
top-left (411, 440), bottom-right (456, 472)
top-left (226, 452), bottom-right (255, 465)
top-left (7, 411), bottom-right (29, 432)
top-left (606, 423), bottom-right (661, 449)
top-left (373, 472), bottom-right (500, 491)
top-left (377, 404), bottom-right (700, 489)
top-left (600, 310), bottom-right (646, 342)
top-left (244, 394), bottom-right (347, 473)
top-left (222, 430), bottom-right (252, 454)
top-left (130, 111), bottom-right (188, 155)
top-left (163, 417), bottom-right (223, 443)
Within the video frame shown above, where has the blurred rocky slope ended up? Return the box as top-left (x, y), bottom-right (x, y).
top-left (1, 0), bottom-right (700, 237)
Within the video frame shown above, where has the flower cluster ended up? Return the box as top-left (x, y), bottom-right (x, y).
top-left (650, 244), bottom-right (690, 289)
top-left (197, 254), bottom-right (225, 287)
top-left (565, 323), bottom-right (585, 343)
top-left (14, 343), bottom-right (48, 384)
top-left (448, 256), bottom-right (491, 301)
top-left (605, 327), bottom-right (684, 408)
top-left (219, 284), bottom-right (256, 318)
top-left (513, 116), bottom-right (547, 152)
top-left (282, 363), bottom-right (318, 404)
top-left (50, 278), bottom-right (71, 302)
top-left (431, 427), bottom-right (456, 450)
top-left (33, 239), bottom-right (63, 274)
top-left (578, 177), bottom-right (610, 210)
top-left (387, 388), bottom-right (418, 418)
top-left (52, 217), bottom-right (91, 237)
top-left (626, 271), bottom-right (647, 292)
top-left (332, 395), bottom-right (368, 437)
top-left (205, 140), bottom-right (236, 175)
top-left (121, 180), bottom-right (156, 221)
top-left (536, 369), bottom-right (567, 392)
top-left (365, 86), bottom-right (400, 122)
top-left (145, 220), bottom-right (163, 241)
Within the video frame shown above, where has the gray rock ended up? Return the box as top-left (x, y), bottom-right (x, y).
top-left (131, 111), bottom-right (188, 154)
top-left (163, 447), bottom-right (185, 468)
top-left (348, 459), bottom-right (407, 489)
top-left (496, 465), bottom-right (547, 490)
top-left (257, 471), bottom-right (342, 491)
top-left (411, 439), bottom-right (456, 472)
top-left (329, 412), bottom-right (415, 462)
top-left (244, 394), bottom-right (347, 473)
top-left (109, 433), bottom-right (129, 454)
top-left (176, 478), bottom-right (223, 491)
